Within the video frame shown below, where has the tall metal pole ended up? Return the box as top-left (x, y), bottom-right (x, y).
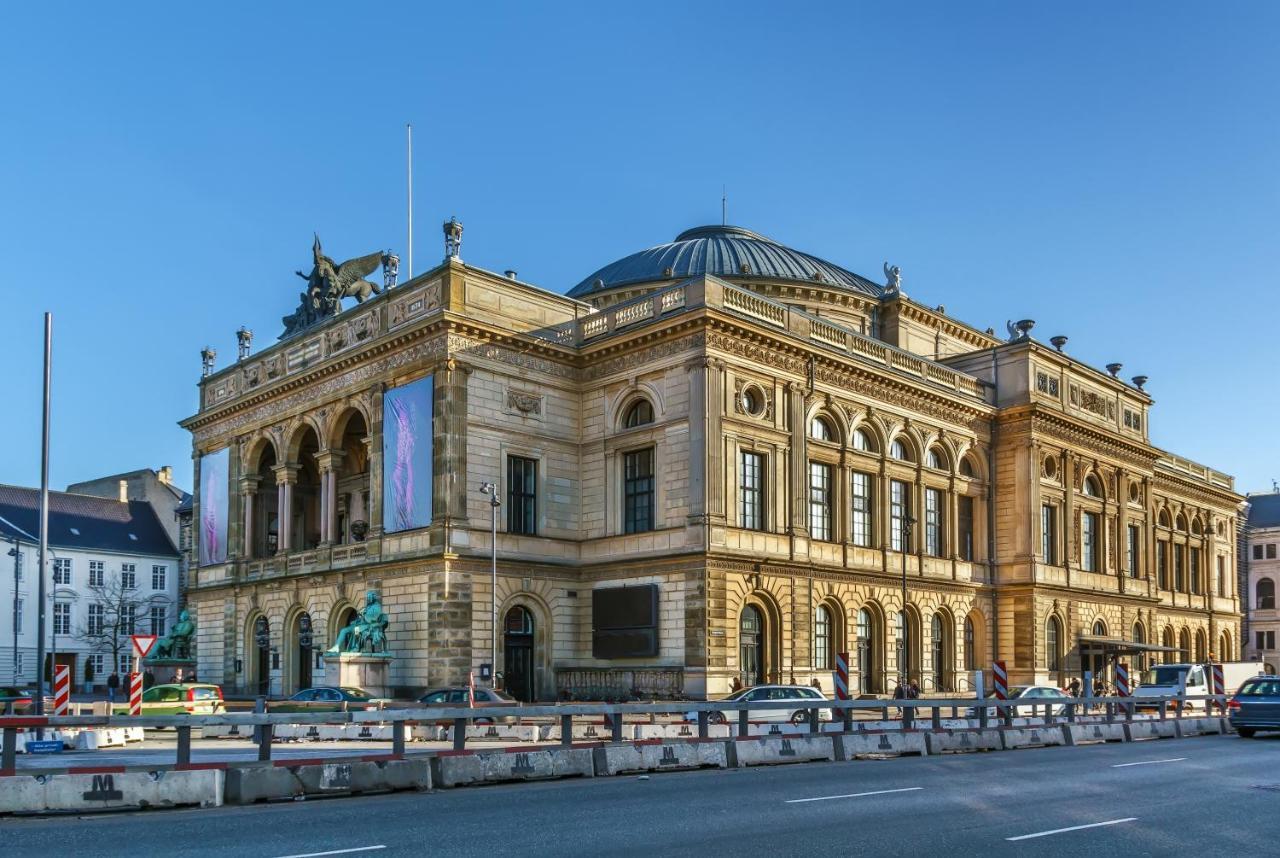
top-left (406, 123), bottom-right (414, 280)
top-left (9, 539), bottom-right (19, 683)
top-left (35, 312), bottom-right (51, 714)
top-left (479, 482), bottom-right (501, 688)
top-left (899, 514), bottom-right (915, 689)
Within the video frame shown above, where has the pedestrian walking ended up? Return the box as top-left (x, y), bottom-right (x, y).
top-left (107, 671), bottom-right (119, 703)
top-left (908, 680), bottom-right (921, 699)
top-left (730, 676), bottom-right (744, 693)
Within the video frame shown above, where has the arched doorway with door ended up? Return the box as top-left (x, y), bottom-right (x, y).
top-left (896, 607), bottom-right (922, 688)
top-left (286, 610), bottom-right (315, 694)
top-left (739, 605), bottom-right (765, 688)
top-left (855, 605), bottom-right (883, 694)
top-left (504, 606), bottom-right (536, 702)
top-left (931, 610), bottom-right (954, 692)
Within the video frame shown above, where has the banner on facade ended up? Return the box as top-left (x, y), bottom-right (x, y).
top-left (199, 447), bottom-right (229, 566)
top-left (383, 374), bottom-right (434, 533)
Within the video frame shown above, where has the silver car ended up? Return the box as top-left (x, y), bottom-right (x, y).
top-left (687, 684), bottom-right (832, 725)
top-left (968, 685), bottom-right (1071, 718)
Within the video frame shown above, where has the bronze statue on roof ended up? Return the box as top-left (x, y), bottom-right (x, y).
top-left (281, 235), bottom-right (385, 339)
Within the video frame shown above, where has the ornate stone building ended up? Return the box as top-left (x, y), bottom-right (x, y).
top-left (181, 224), bottom-right (1243, 700)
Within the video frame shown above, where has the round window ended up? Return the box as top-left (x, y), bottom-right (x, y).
top-left (1042, 456), bottom-right (1058, 480)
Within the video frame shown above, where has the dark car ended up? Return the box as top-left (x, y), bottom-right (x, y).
top-left (271, 686), bottom-right (389, 713)
top-left (417, 686), bottom-right (519, 724)
top-left (1228, 676), bottom-right (1280, 737)
top-left (0, 686), bottom-right (35, 715)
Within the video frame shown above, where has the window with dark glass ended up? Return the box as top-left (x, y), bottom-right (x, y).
top-left (851, 471), bottom-right (873, 547)
top-left (1258, 578), bottom-right (1276, 610)
top-left (1041, 505), bottom-right (1057, 564)
top-left (1081, 512), bottom-right (1099, 572)
top-left (1269, 544), bottom-right (1278, 560)
top-left (890, 480), bottom-right (910, 552)
top-left (1046, 616), bottom-right (1061, 672)
top-left (958, 495), bottom-right (974, 561)
top-left (1174, 544), bottom-right (1186, 592)
top-left (1127, 525), bottom-right (1140, 578)
top-left (507, 455), bottom-right (538, 535)
top-left (1217, 555), bottom-right (1226, 596)
top-left (924, 488), bottom-right (943, 557)
top-left (739, 451), bottom-right (765, 531)
top-left (1190, 547), bottom-right (1201, 594)
top-left (623, 399), bottom-right (654, 428)
top-left (623, 449), bottom-right (654, 534)
top-left (813, 605), bottom-right (832, 669)
top-left (1255, 545), bottom-right (1265, 560)
top-left (808, 462), bottom-right (832, 541)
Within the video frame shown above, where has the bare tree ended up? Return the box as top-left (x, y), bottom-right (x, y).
top-left (73, 572), bottom-right (155, 679)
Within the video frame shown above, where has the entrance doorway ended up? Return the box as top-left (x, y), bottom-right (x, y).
top-left (503, 607), bottom-right (535, 702)
top-left (740, 605), bottom-right (764, 687)
top-left (856, 608), bottom-right (880, 693)
top-left (291, 612), bottom-right (314, 693)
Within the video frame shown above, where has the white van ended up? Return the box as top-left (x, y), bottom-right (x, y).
top-left (1133, 662), bottom-right (1265, 713)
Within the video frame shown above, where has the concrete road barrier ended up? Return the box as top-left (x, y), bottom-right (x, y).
top-left (632, 724), bottom-right (731, 741)
top-left (999, 726), bottom-right (1068, 750)
top-left (201, 724), bottom-right (248, 739)
top-left (412, 725), bottom-right (445, 742)
top-left (593, 740), bottom-right (729, 775)
top-left (924, 729), bottom-right (1001, 754)
top-left (433, 748), bottom-right (594, 788)
top-left (732, 734), bottom-right (836, 767)
top-left (1064, 723), bottom-right (1127, 745)
top-left (224, 765), bottom-right (304, 804)
top-left (1176, 717), bottom-right (1223, 737)
top-left (1126, 719), bottom-right (1178, 741)
top-left (843, 731), bottom-right (929, 757)
top-left (540, 722), bottom-right (618, 742)
top-left (1, 769), bottom-right (223, 814)
top-left (448, 724), bottom-right (541, 743)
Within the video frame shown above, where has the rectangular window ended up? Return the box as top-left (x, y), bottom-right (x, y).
top-left (623, 449), bottom-right (655, 534)
top-left (121, 564), bottom-right (137, 590)
top-left (1127, 525), bottom-right (1140, 578)
top-left (851, 472), bottom-right (873, 547)
top-left (507, 455), bottom-right (538, 536)
top-left (149, 606), bottom-right (167, 637)
top-left (1081, 512), bottom-right (1100, 573)
top-left (1157, 541), bottom-right (1169, 589)
top-left (53, 601), bottom-right (71, 636)
top-left (1041, 505), bottom-right (1057, 564)
top-left (1258, 631), bottom-right (1277, 651)
top-left (1190, 548), bottom-right (1201, 595)
top-left (88, 603), bottom-right (105, 636)
top-left (121, 606), bottom-right (136, 635)
top-left (14, 598), bottom-right (22, 634)
top-left (151, 565), bottom-right (167, 591)
top-left (1217, 555), bottom-right (1226, 595)
top-left (53, 558), bottom-right (72, 585)
top-left (89, 560), bottom-right (105, 587)
top-left (890, 480), bottom-right (910, 552)
top-left (739, 452), bottom-right (765, 531)
top-left (117, 653), bottom-right (131, 676)
top-left (958, 495), bottom-right (974, 562)
top-left (1256, 545), bottom-right (1266, 560)
top-left (90, 653), bottom-right (106, 679)
top-left (1269, 544), bottom-right (1278, 560)
top-left (808, 462), bottom-right (832, 542)
top-left (1174, 544), bottom-right (1186, 592)
top-left (924, 488), bottom-right (943, 557)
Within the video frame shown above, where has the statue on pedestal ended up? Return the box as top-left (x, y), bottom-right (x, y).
top-left (326, 590), bottom-right (390, 655)
top-left (151, 609), bottom-right (196, 660)
top-left (281, 236), bottom-right (386, 339)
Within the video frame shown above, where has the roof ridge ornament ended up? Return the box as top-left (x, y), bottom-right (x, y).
top-left (883, 262), bottom-right (904, 298)
top-left (1006, 319), bottom-right (1035, 342)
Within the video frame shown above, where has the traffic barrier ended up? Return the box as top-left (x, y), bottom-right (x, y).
top-left (732, 734), bottom-right (836, 767)
top-left (924, 729), bottom-right (1001, 754)
top-left (999, 726), bottom-right (1068, 750)
top-left (631, 723), bottom-right (730, 740)
top-left (1126, 719), bottom-right (1178, 741)
top-left (224, 764), bottom-right (304, 804)
top-left (540, 721), bottom-right (622, 742)
top-left (433, 747), bottom-right (594, 788)
top-left (843, 730), bottom-right (929, 757)
top-left (1177, 717), bottom-right (1223, 737)
top-left (1063, 722), bottom-right (1128, 745)
top-left (992, 661), bottom-right (1008, 699)
top-left (835, 652), bottom-right (850, 700)
top-left (1116, 663), bottom-right (1130, 697)
top-left (53, 666), bottom-right (70, 716)
top-left (447, 724), bottom-right (540, 743)
top-left (0, 768), bottom-right (223, 814)
top-left (593, 740), bottom-right (729, 775)
top-left (128, 673), bottom-right (143, 716)
top-left (412, 725), bottom-right (445, 741)
top-left (201, 724), bottom-right (245, 739)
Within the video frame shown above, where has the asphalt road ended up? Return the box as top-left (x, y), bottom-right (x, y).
top-left (4, 733), bottom-right (1278, 856)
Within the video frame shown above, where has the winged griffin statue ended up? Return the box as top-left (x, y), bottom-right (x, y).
top-left (280, 235), bottom-right (385, 339)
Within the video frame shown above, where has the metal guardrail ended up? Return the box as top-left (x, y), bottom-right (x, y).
top-left (0, 693), bottom-right (1228, 773)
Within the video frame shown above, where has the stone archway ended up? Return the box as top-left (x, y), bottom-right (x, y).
top-left (284, 608), bottom-right (315, 695)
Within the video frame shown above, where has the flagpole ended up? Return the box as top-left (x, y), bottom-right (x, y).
top-left (407, 123), bottom-right (414, 279)
top-left (35, 313), bottom-right (51, 716)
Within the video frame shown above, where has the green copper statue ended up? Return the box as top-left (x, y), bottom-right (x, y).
top-left (326, 591), bottom-right (390, 655)
top-left (152, 609), bottom-right (196, 660)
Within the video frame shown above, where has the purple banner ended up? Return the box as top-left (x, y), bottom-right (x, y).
top-left (199, 447), bottom-right (229, 565)
top-left (383, 374), bottom-right (434, 533)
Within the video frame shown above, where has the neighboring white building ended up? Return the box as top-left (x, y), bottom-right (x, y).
top-left (0, 485), bottom-right (180, 689)
top-left (1244, 491), bottom-right (1280, 674)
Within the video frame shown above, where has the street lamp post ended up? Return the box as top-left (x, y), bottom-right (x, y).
top-left (479, 482), bottom-right (501, 688)
top-left (898, 513), bottom-right (916, 689)
top-left (7, 539), bottom-right (20, 683)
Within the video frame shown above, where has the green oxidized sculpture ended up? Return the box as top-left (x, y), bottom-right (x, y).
top-left (326, 590), bottom-right (390, 655)
top-left (151, 609), bottom-right (196, 660)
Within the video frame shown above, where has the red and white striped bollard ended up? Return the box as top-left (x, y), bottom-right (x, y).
top-left (53, 664), bottom-right (70, 716)
top-left (129, 672), bottom-right (143, 716)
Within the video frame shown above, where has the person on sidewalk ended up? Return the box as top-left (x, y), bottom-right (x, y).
top-left (106, 672), bottom-right (119, 703)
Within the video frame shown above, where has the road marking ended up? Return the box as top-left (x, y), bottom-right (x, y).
top-left (786, 786), bottom-right (923, 804)
top-left (271, 847), bottom-right (387, 858)
top-left (1111, 758), bottom-right (1186, 768)
top-left (1006, 818), bottom-right (1138, 841)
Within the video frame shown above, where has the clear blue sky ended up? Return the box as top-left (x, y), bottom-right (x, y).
top-left (1, 2), bottom-right (1277, 495)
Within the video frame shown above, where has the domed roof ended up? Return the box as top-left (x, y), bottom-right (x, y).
top-left (568, 225), bottom-right (883, 298)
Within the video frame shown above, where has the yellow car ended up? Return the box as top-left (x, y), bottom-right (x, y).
top-left (113, 683), bottom-right (225, 716)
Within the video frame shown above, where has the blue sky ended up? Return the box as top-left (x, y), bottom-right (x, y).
top-left (1, 2), bottom-right (1277, 495)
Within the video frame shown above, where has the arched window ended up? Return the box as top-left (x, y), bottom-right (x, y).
top-left (959, 456), bottom-right (977, 478)
top-left (931, 613), bottom-right (950, 690)
top-left (856, 608), bottom-right (877, 693)
top-left (813, 605), bottom-right (832, 670)
top-left (809, 416), bottom-right (834, 442)
top-left (1046, 616), bottom-right (1062, 673)
top-left (1258, 578), bottom-right (1276, 610)
top-left (1175, 513), bottom-right (1188, 532)
top-left (1158, 509), bottom-right (1172, 528)
top-left (1178, 628), bottom-right (1191, 663)
top-left (1132, 622), bottom-right (1146, 670)
top-left (852, 429), bottom-right (874, 452)
top-left (926, 447), bottom-right (946, 470)
top-left (1093, 619), bottom-right (1107, 637)
top-left (1162, 626), bottom-right (1175, 663)
top-left (623, 398), bottom-right (654, 428)
top-left (740, 605), bottom-right (764, 687)
top-left (1195, 629), bottom-right (1207, 663)
top-left (963, 615), bottom-right (976, 671)
top-left (890, 439), bottom-right (911, 462)
top-left (1082, 475), bottom-right (1102, 498)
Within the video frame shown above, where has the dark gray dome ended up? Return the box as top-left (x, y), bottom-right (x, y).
top-left (568, 225), bottom-right (883, 298)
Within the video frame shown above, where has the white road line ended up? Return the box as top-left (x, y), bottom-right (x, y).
top-left (786, 786), bottom-right (923, 804)
top-left (1006, 818), bottom-right (1138, 841)
top-left (271, 847), bottom-right (387, 858)
top-left (1112, 757), bottom-right (1186, 768)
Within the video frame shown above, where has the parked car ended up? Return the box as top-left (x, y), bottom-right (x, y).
top-left (967, 685), bottom-right (1070, 718)
top-left (1228, 676), bottom-right (1280, 738)
top-left (1133, 662), bottom-right (1266, 713)
top-left (112, 683), bottom-right (225, 716)
top-left (416, 686), bottom-right (520, 724)
top-left (686, 685), bottom-right (832, 725)
top-left (0, 686), bottom-right (35, 715)
top-left (270, 686), bottom-right (389, 713)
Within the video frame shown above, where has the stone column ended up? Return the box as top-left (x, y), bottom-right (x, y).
top-left (1116, 468), bottom-right (1129, 591)
top-left (1061, 450), bottom-right (1075, 570)
top-left (686, 358), bottom-right (709, 523)
top-left (239, 475), bottom-right (260, 559)
top-left (314, 451), bottom-right (345, 545)
top-left (787, 382), bottom-right (808, 538)
top-left (706, 360), bottom-right (725, 523)
top-left (273, 464), bottom-right (297, 554)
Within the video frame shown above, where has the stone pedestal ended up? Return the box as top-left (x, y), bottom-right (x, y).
top-left (142, 658), bottom-right (199, 685)
top-left (323, 653), bottom-right (393, 697)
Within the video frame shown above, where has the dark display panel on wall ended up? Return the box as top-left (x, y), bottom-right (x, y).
top-left (592, 584), bottom-right (659, 658)
top-left (383, 374), bottom-right (434, 533)
top-left (198, 447), bottom-right (229, 566)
